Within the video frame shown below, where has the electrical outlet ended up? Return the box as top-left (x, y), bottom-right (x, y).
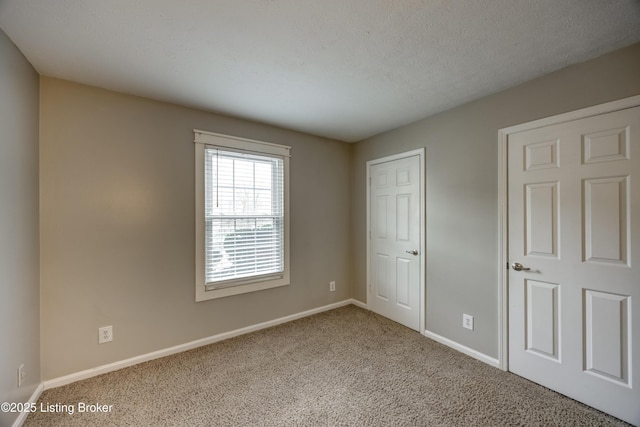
top-left (17, 364), bottom-right (25, 387)
top-left (99, 325), bottom-right (113, 344)
top-left (463, 314), bottom-right (474, 331)
top-left (329, 281), bottom-right (336, 292)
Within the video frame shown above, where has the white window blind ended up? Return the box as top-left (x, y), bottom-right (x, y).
top-left (204, 147), bottom-right (285, 289)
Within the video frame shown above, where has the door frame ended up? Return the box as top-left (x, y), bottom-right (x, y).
top-left (497, 94), bottom-right (640, 371)
top-left (366, 148), bottom-right (426, 333)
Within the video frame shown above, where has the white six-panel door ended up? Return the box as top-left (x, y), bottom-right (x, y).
top-left (508, 106), bottom-right (640, 425)
top-left (368, 152), bottom-right (423, 331)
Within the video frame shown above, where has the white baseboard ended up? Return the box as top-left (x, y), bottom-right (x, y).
top-left (44, 299), bottom-right (359, 390)
top-left (350, 298), bottom-right (368, 310)
top-left (12, 382), bottom-right (44, 427)
top-left (424, 330), bottom-right (500, 368)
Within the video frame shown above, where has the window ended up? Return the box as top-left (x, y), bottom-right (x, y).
top-left (194, 130), bottom-right (290, 301)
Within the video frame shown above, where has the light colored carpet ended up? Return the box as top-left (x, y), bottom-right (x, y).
top-left (25, 305), bottom-right (630, 426)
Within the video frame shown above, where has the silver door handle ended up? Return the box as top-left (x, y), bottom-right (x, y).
top-left (406, 250), bottom-right (419, 256)
top-left (511, 262), bottom-right (530, 271)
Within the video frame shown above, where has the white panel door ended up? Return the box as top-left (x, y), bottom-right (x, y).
top-left (369, 154), bottom-right (422, 331)
top-left (508, 106), bottom-right (640, 425)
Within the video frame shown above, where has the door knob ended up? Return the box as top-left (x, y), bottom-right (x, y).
top-left (406, 250), bottom-right (419, 256)
top-left (511, 262), bottom-right (530, 271)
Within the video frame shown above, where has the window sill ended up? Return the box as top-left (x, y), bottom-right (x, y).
top-left (195, 275), bottom-right (290, 301)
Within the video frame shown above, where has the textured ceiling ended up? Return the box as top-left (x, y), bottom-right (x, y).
top-left (1, 1), bottom-right (639, 142)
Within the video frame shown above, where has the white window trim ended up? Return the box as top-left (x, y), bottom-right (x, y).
top-left (194, 130), bottom-right (291, 301)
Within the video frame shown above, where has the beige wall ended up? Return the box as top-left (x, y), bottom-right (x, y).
top-left (352, 43), bottom-right (640, 358)
top-left (0, 29), bottom-right (40, 426)
top-left (40, 78), bottom-right (352, 379)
